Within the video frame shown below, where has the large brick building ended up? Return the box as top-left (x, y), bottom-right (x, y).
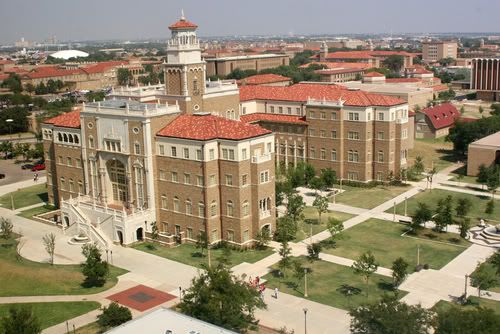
top-left (42, 14), bottom-right (276, 247)
top-left (471, 58), bottom-right (500, 102)
top-left (239, 83), bottom-right (414, 182)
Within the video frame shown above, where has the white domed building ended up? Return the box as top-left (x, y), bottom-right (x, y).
top-left (50, 50), bottom-right (89, 60)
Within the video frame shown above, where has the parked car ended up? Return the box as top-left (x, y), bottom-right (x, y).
top-left (31, 164), bottom-right (45, 171)
top-left (21, 163), bottom-right (34, 170)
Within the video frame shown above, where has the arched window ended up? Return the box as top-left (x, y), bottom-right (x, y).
top-left (173, 197), bottom-right (180, 212)
top-left (88, 136), bottom-right (94, 148)
top-left (186, 199), bottom-right (192, 215)
top-left (63, 133), bottom-right (68, 142)
top-left (68, 134), bottom-right (73, 143)
top-left (210, 200), bottom-right (217, 217)
top-left (198, 202), bottom-right (205, 217)
top-left (58, 133), bottom-right (63, 142)
top-left (74, 135), bottom-right (79, 144)
top-left (242, 200), bottom-right (249, 216)
top-left (226, 200), bottom-right (234, 217)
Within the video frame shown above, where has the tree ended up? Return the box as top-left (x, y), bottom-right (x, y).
top-left (490, 250), bottom-right (500, 275)
top-left (0, 218), bottom-right (13, 239)
top-left (278, 239), bottom-right (292, 276)
top-left (414, 156), bottom-right (424, 174)
top-left (275, 215), bottom-right (298, 242)
top-left (352, 251), bottom-right (378, 297)
top-left (447, 115), bottom-right (500, 155)
top-left (326, 217), bottom-right (344, 239)
top-left (13, 143), bottom-right (31, 161)
top-left (485, 200), bottom-right (494, 214)
top-left (292, 259), bottom-right (306, 283)
top-left (312, 195), bottom-right (328, 224)
top-left (286, 194), bottom-right (305, 223)
top-left (0, 141), bottom-right (13, 158)
top-left (42, 233), bottom-right (56, 265)
top-left (25, 83), bottom-right (35, 95)
top-left (470, 263), bottom-right (497, 297)
top-left (303, 163), bottom-right (316, 186)
top-left (382, 55), bottom-right (405, 73)
top-left (179, 265), bottom-right (265, 331)
top-left (81, 243), bottom-right (109, 287)
top-left (0, 306), bottom-right (41, 334)
top-left (477, 164), bottom-right (489, 189)
top-left (426, 167), bottom-right (437, 191)
top-left (460, 105), bottom-right (465, 114)
top-left (391, 257), bottom-right (409, 288)
top-left (254, 228), bottom-right (271, 249)
top-left (435, 304), bottom-right (500, 334)
top-left (349, 297), bottom-right (435, 334)
top-left (0, 74), bottom-right (23, 93)
top-left (150, 221), bottom-right (159, 243)
top-left (196, 231), bottom-right (208, 257)
top-left (479, 106), bottom-right (484, 114)
top-left (491, 103), bottom-right (500, 116)
top-left (411, 203), bottom-right (433, 231)
top-left (438, 57), bottom-right (455, 67)
top-left (320, 168), bottom-right (336, 188)
top-left (117, 68), bottom-right (132, 86)
top-left (434, 196), bottom-right (454, 232)
top-left (307, 242), bottom-right (322, 261)
top-left (459, 217), bottom-right (471, 238)
top-left (309, 176), bottom-right (324, 192)
top-left (97, 302), bottom-right (132, 330)
top-left (455, 197), bottom-right (472, 218)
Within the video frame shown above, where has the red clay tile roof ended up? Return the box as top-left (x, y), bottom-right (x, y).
top-left (432, 84), bottom-right (449, 92)
top-left (169, 18), bottom-right (198, 29)
top-left (421, 103), bottom-right (460, 130)
top-left (238, 74), bottom-right (290, 85)
top-left (44, 110), bottom-right (81, 128)
top-left (0, 59), bottom-right (14, 65)
top-left (385, 78), bottom-right (421, 83)
top-left (240, 113), bottom-right (307, 125)
top-left (413, 68), bottom-right (434, 75)
top-left (364, 72), bottom-right (385, 77)
top-left (311, 50), bottom-right (416, 60)
top-left (0, 73), bottom-right (9, 81)
top-left (157, 114), bottom-right (271, 141)
top-left (317, 68), bottom-right (365, 75)
top-left (239, 83), bottom-right (406, 107)
top-left (23, 66), bottom-right (85, 79)
top-left (300, 62), bottom-right (371, 70)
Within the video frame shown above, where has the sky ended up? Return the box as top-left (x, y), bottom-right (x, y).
top-left (0, 0), bottom-right (499, 44)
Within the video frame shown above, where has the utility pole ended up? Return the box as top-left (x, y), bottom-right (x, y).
top-left (303, 308), bottom-right (308, 334)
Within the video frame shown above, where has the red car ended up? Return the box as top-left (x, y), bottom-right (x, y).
top-left (31, 164), bottom-right (45, 171)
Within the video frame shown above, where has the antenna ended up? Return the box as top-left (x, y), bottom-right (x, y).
top-left (181, 9), bottom-right (185, 20)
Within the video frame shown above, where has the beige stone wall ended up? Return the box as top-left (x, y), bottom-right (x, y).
top-left (206, 55), bottom-right (290, 77)
top-left (202, 93), bottom-right (240, 118)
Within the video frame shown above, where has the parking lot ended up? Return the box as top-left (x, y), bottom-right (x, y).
top-left (0, 158), bottom-right (40, 186)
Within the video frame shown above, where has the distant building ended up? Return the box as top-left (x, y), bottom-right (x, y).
top-left (312, 50), bottom-right (415, 69)
top-left (414, 103), bottom-right (460, 139)
top-left (205, 54), bottom-right (290, 77)
top-left (106, 307), bottom-right (237, 334)
top-left (422, 40), bottom-right (458, 63)
top-left (466, 131), bottom-right (500, 176)
top-left (316, 67), bottom-right (365, 83)
top-left (470, 58), bottom-right (500, 102)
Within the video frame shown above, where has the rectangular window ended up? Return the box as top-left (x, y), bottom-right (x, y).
top-left (134, 143), bottom-right (141, 155)
top-left (60, 178), bottom-right (65, 190)
top-left (225, 174), bottom-right (233, 186)
top-left (278, 106), bottom-right (283, 114)
top-left (243, 230), bottom-right (249, 242)
top-left (161, 195), bottom-right (167, 209)
top-left (348, 112), bottom-right (359, 121)
top-left (378, 112), bottom-right (384, 121)
top-left (171, 171), bottom-right (178, 182)
top-left (209, 148), bottom-right (215, 160)
top-left (58, 156), bottom-right (63, 164)
top-left (296, 107), bottom-right (301, 114)
top-left (309, 128), bottom-right (315, 136)
top-left (184, 173), bottom-right (191, 184)
top-left (159, 170), bottom-right (166, 180)
top-left (321, 149), bottom-right (326, 160)
top-left (320, 130), bottom-right (326, 138)
top-left (196, 175), bottom-right (204, 186)
top-left (348, 131), bottom-right (360, 140)
top-left (378, 151), bottom-right (384, 162)
top-left (159, 144), bottom-right (165, 155)
top-left (227, 230), bottom-right (235, 242)
top-left (260, 171), bottom-right (270, 183)
top-left (67, 157), bottom-right (72, 166)
top-left (331, 112), bottom-right (337, 120)
top-left (183, 148), bottom-right (189, 159)
top-left (222, 148), bottom-right (228, 160)
top-left (242, 174), bottom-right (248, 186)
top-left (402, 129), bottom-right (408, 139)
top-left (69, 179), bottom-right (74, 192)
top-left (267, 142), bottom-right (272, 153)
top-left (187, 228), bottom-right (193, 240)
top-left (309, 111), bottom-right (315, 118)
top-left (76, 159), bottom-right (81, 168)
top-left (320, 112), bottom-right (326, 119)
top-left (348, 150), bottom-right (359, 162)
top-left (270, 106), bottom-right (275, 113)
top-left (287, 107), bottom-right (292, 114)
top-left (331, 130), bottom-right (337, 139)
top-left (171, 146), bottom-right (177, 157)
top-left (228, 149), bottom-right (235, 160)
top-left (196, 149), bottom-right (202, 160)
top-left (310, 148), bottom-right (316, 159)
top-left (209, 174), bottom-right (216, 185)
top-left (89, 137), bottom-right (94, 148)
top-left (331, 150), bottom-right (337, 161)
top-left (242, 148), bottom-right (247, 160)
top-left (173, 198), bottom-right (180, 212)
top-left (377, 132), bottom-right (385, 140)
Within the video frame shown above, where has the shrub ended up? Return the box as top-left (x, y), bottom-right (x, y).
top-left (97, 302), bottom-right (132, 329)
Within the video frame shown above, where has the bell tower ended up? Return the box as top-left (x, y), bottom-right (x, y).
top-left (164, 11), bottom-right (206, 106)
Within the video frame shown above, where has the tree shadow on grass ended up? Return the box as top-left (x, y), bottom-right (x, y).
top-left (36, 192), bottom-right (49, 203)
top-left (377, 280), bottom-right (395, 292)
top-left (304, 218), bottom-right (320, 225)
top-left (191, 251), bottom-right (205, 258)
top-left (436, 149), bottom-right (458, 164)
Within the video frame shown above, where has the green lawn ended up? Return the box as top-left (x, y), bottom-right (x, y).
top-left (388, 189), bottom-right (500, 222)
top-left (470, 259), bottom-right (500, 293)
top-left (263, 256), bottom-right (406, 310)
top-left (0, 184), bottom-right (48, 210)
top-left (0, 302), bottom-right (101, 330)
top-left (74, 322), bottom-right (101, 334)
top-left (0, 236), bottom-right (127, 297)
top-left (18, 204), bottom-right (56, 219)
top-left (409, 137), bottom-right (456, 172)
top-left (449, 166), bottom-right (481, 185)
top-left (132, 242), bottom-right (274, 269)
top-left (433, 297), bottom-right (500, 315)
top-left (294, 207), bottom-right (354, 242)
top-left (323, 219), bottom-right (470, 271)
top-left (333, 185), bottom-right (410, 209)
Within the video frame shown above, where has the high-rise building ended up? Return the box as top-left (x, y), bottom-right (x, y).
top-left (422, 40), bottom-right (458, 63)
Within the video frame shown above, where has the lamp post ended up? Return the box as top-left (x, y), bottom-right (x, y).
top-left (303, 308), bottom-right (308, 334)
top-left (464, 274), bottom-right (468, 299)
top-left (5, 118), bottom-right (13, 139)
top-left (404, 196), bottom-right (408, 216)
top-left (179, 286), bottom-right (182, 301)
top-left (304, 268), bottom-right (308, 298)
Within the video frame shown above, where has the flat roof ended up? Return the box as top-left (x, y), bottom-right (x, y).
top-left (469, 131), bottom-right (500, 149)
top-left (342, 81), bottom-right (433, 94)
top-left (106, 307), bottom-right (237, 334)
top-left (207, 53), bottom-right (287, 61)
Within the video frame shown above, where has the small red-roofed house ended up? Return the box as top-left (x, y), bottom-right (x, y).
top-left (237, 74), bottom-right (291, 87)
top-left (415, 103), bottom-right (461, 138)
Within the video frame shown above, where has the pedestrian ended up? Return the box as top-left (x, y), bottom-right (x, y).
top-left (33, 173), bottom-right (37, 182)
top-left (256, 276), bottom-right (260, 285)
top-left (479, 218), bottom-right (485, 228)
top-left (274, 287), bottom-right (279, 299)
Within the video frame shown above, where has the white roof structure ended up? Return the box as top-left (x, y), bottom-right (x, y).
top-left (105, 307), bottom-right (238, 334)
top-left (50, 50), bottom-right (89, 60)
